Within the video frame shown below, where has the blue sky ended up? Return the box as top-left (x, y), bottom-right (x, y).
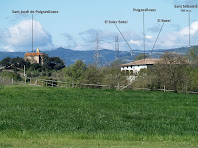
top-left (0, 0), bottom-right (198, 52)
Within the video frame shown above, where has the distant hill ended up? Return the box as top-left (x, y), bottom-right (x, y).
top-left (0, 46), bottom-right (193, 66)
top-left (0, 52), bottom-right (26, 60)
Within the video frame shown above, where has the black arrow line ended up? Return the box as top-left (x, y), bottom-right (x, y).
top-left (151, 23), bottom-right (164, 54)
top-left (115, 23), bottom-right (134, 58)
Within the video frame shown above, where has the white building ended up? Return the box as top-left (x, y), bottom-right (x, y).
top-left (121, 58), bottom-right (160, 74)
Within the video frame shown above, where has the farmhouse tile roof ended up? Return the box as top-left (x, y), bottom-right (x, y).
top-left (24, 52), bottom-right (44, 56)
top-left (121, 58), bottom-right (161, 66)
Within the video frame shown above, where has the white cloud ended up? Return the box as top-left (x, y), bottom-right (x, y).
top-left (130, 40), bottom-right (141, 46)
top-left (145, 35), bottom-right (153, 39)
top-left (179, 21), bottom-right (198, 36)
top-left (65, 22), bottom-right (198, 51)
top-left (0, 20), bottom-right (53, 52)
top-left (60, 33), bottom-right (77, 49)
top-left (60, 20), bottom-right (198, 51)
top-left (77, 29), bottom-right (115, 50)
top-left (155, 21), bottom-right (198, 49)
top-left (79, 29), bottom-right (103, 42)
top-left (77, 29), bottom-right (151, 51)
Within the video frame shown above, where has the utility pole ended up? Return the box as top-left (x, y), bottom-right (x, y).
top-left (94, 33), bottom-right (102, 67)
top-left (143, 11), bottom-right (146, 60)
top-left (24, 65), bottom-right (26, 84)
top-left (32, 14), bottom-right (34, 52)
top-left (24, 65), bottom-right (26, 77)
top-left (189, 11), bottom-right (191, 48)
top-left (115, 35), bottom-right (119, 60)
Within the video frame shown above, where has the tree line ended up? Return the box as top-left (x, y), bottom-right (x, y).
top-left (0, 46), bottom-right (198, 92)
top-left (64, 46), bottom-right (198, 92)
top-left (0, 54), bottom-right (65, 80)
top-left (64, 60), bottom-right (128, 88)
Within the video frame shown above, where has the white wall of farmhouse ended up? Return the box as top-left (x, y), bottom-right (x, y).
top-left (121, 65), bottom-right (148, 73)
top-left (120, 58), bottom-right (160, 74)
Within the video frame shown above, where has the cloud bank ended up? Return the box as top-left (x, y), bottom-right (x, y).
top-left (1, 20), bottom-right (198, 52)
top-left (0, 20), bottom-right (53, 52)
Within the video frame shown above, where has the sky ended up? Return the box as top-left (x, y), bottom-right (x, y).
top-left (0, 0), bottom-right (198, 52)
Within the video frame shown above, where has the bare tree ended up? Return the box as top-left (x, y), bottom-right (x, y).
top-left (153, 52), bottom-right (189, 92)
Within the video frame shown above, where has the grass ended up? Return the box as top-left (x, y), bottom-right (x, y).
top-left (0, 85), bottom-right (198, 147)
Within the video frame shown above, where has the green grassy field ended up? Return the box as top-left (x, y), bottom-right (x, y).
top-left (0, 86), bottom-right (198, 148)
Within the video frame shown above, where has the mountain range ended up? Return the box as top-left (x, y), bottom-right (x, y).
top-left (0, 46), bottom-right (191, 66)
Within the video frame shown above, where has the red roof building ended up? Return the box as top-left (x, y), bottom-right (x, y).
top-left (24, 48), bottom-right (44, 65)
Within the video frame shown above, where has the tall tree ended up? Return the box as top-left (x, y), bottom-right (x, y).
top-left (0, 57), bottom-right (11, 68)
top-left (101, 60), bottom-right (128, 88)
top-left (42, 54), bottom-right (65, 71)
top-left (188, 46), bottom-right (198, 91)
top-left (152, 52), bottom-right (189, 92)
top-left (64, 60), bottom-right (86, 84)
top-left (189, 46), bottom-right (198, 66)
top-left (11, 57), bottom-right (30, 70)
top-left (189, 46), bottom-right (198, 60)
top-left (82, 65), bottom-right (103, 85)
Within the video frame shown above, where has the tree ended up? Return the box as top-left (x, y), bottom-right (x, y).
top-left (1, 71), bottom-right (21, 81)
top-left (42, 54), bottom-right (65, 71)
top-left (11, 57), bottom-right (25, 68)
top-left (101, 60), bottom-right (128, 88)
top-left (0, 57), bottom-right (30, 70)
top-left (189, 46), bottom-right (198, 60)
top-left (188, 46), bottom-right (198, 66)
top-left (135, 54), bottom-right (149, 61)
top-left (11, 57), bottom-right (30, 70)
top-left (110, 59), bottom-right (125, 67)
top-left (82, 65), bottom-right (103, 85)
top-left (64, 60), bottom-right (86, 85)
top-left (188, 68), bottom-right (198, 91)
top-left (187, 46), bottom-right (198, 91)
top-left (0, 57), bottom-right (11, 68)
top-left (31, 63), bottom-right (42, 71)
top-left (151, 52), bottom-right (189, 92)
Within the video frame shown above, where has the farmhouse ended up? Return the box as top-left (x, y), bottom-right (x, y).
top-left (24, 48), bottom-right (44, 65)
top-left (121, 58), bottom-right (160, 74)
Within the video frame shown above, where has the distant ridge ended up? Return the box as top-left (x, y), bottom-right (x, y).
top-left (0, 46), bottom-right (193, 66)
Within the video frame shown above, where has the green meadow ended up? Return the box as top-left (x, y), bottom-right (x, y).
top-left (0, 86), bottom-right (198, 148)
